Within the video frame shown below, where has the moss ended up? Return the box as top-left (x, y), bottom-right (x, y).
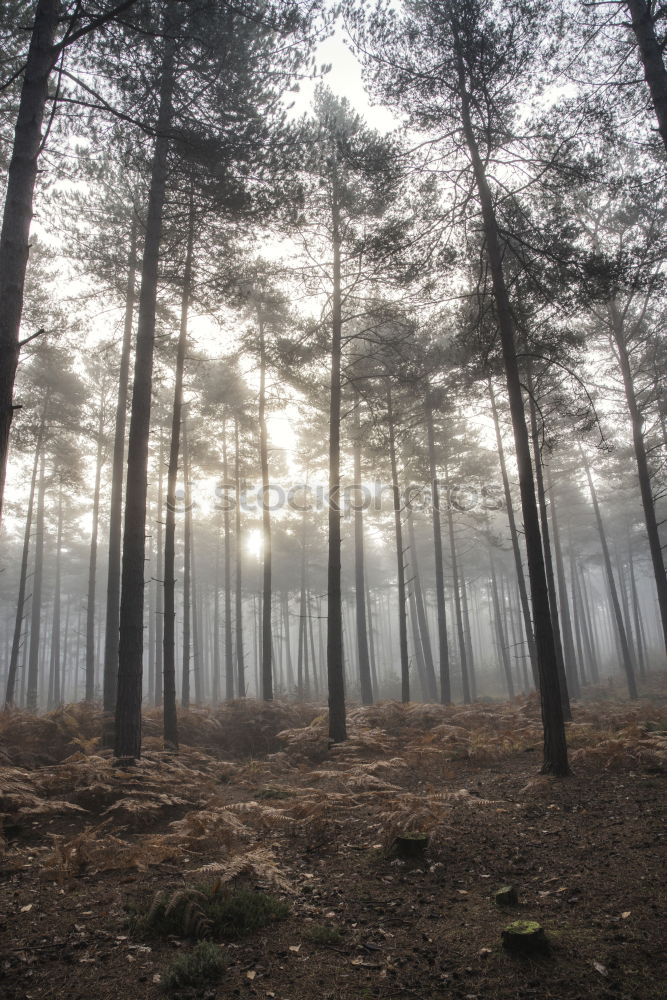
top-left (136, 885), bottom-right (289, 941)
top-left (304, 923), bottom-right (343, 946)
top-left (162, 941), bottom-right (226, 992)
top-left (501, 920), bottom-right (548, 954)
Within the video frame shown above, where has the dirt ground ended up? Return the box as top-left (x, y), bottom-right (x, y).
top-left (1, 691), bottom-right (666, 1000)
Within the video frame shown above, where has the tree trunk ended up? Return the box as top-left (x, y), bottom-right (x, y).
top-left (608, 298), bottom-right (667, 660)
top-left (455, 36), bottom-right (569, 773)
top-left (580, 445), bottom-right (638, 699)
top-left (460, 570), bottom-right (477, 701)
top-left (424, 392), bottom-right (451, 702)
top-left (546, 462), bottom-right (580, 698)
top-left (26, 451), bottom-right (46, 712)
top-left (386, 383), bottom-right (410, 703)
top-left (5, 399), bottom-right (47, 707)
top-left (352, 386), bottom-right (373, 704)
top-left (115, 19), bottom-right (176, 760)
top-left (488, 378), bottom-right (539, 687)
top-left (407, 508), bottom-right (438, 700)
top-left (444, 457), bottom-right (471, 704)
top-left (47, 482), bottom-right (63, 709)
top-left (154, 426), bottom-right (164, 705)
top-left (490, 554), bottom-right (514, 699)
top-left (181, 423), bottom-right (192, 709)
top-left (257, 309), bottom-right (273, 701)
top-left (0, 0), bottom-right (59, 524)
top-left (326, 163), bottom-right (346, 740)
top-left (527, 387), bottom-right (572, 716)
top-left (212, 524), bottom-right (221, 703)
top-left (234, 418), bottom-right (245, 697)
top-left (161, 190), bottom-right (194, 746)
top-left (222, 417), bottom-right (234, 700)
top-left (103, 218), bottom-right (137, 723)
top-left (625, 0), bottom-right (667, 155)
top-left (86, 401), bottom-right (105, 701)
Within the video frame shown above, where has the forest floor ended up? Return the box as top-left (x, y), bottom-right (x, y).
top-left (1, 683), bottom-right (666, 1000)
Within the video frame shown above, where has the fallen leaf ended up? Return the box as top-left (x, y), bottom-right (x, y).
top-left (288, 945), bottom-right (301, 953)
top-left (20, 904), bottom-right (33, 913)
top-left (592, 961), bottom-right (607, 977)
top-left (621, 911), bottom-right (631, 919)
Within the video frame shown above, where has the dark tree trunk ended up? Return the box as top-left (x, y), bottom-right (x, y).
top-left (47, 483), bottom-right (63, 710)
top-left (162, 202), bottom-right (194, 739)
top-left (424, 393), bottom-right (451, 703)
top-left (407, 509), bottom-right (438, 700)
top-left (581, 446), bottom-right (638, 699)
top-left (154, 427), bottom-right (164, 705)
top-left (546, 463), bottom-right (580, 698)
top-left (115, 20), bottom-right (176, 760)
top-left (234, 418), bottom-right (245, 697)
top-left (0, 0), bottom-right (59, 524)
top-left (608, 298), bottom-right (667, 660)
top-left (5, 400), bottom-right (47, 707)
top-left (212, 525), bottom-right (221, 702)
top-left (386, 383), bottom-right (410, 703)
top-left (488, 379), bottom-right (539, 686)
top-left (625, 0), bottom-right (667, 155)
top-left (527, 388), bottom-right (572, 717)
top-left (444, 458), bottom-right (470, 704)
top-left (181, 424), bottom-right (192, 709)
top-left (26, 451), bottom-right (46, 712)
top-left (352, 386), bottom-right (373, 704)
top-left (86, 402), bottom-right (105, 702)
top-left (326, 165), bottom-right (346, 740)
top-left (460, 570), bottom-right (477, 701)
top-left (257, 310), bottom-right (273, 701)
top-left (222, 418), bottom-right (234, 700)
top-left (297, 509), bottom-right (307, 699)
top-left (455, 36), bottom-right (569, 773)
top-left (490, 554), bottom-right (514, 699)
top-left (103, 218), bottom-right (137, 724)
top-left (628, 541), bottom-right (648, 678)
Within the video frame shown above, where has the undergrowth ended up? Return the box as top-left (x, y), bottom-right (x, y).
top-left (161, 940), bottom-right (227, 992)
top-left (136, 883), bottom-right (289, 940)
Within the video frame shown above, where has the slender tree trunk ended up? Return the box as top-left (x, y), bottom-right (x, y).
top-left (628, 541), bottom-right (648, 678)
top-left (366, 586), bottom-right (378, 697)
top-left (546, 462), bottom-right (580, 698)
top-left (26, 451), bottom-right (46, 712)
top-left (527, 388), bottom-right (572, 716)
top-left (234, 418), bottom-right (245, 697)
top-left (625, 0), bottom-right (667, 155)
top-left (460, 571), bottom-right (477, 701)
top-left (386, 383), bottom-right (410, 703)
top-left (576, 562), bottom-right (601, 684)
top-left (48, 483), bottom-right (63, 710)
top-left (103, 218), bottom-right (137, 724)
top-left (154, 427), bottom-right (164, 705)
top-left (488, 379), bottom-right (539, 687)
top-left (161, 193), bottom-right (195, 745)
top-left (490, 554), bottom-right (514, 699)
top-left (424, 393), bottom-right (451, 702)
top-left (147, 516), bottom-right (155, 706)
top-left (444, 458), bottom-right (470, 704)
top-left (257, 309), bottom-right (273, 701)
top-left (352, 386), bottom-right (373, 704)
top-left (222, 418), bottom-right (233, 700)
top-left (5, 400), bottom-right (47, 707)
top-left (455, 38), bottom-right (568, 773)
top-left (608, 298), bottom-right (667, 660)
top-left (326, 164), bottom-right (346, 739)
top-left (212, 525), bottom-right (221, 703)
top-left (297, 509), bottom-right (307, 699)
top-left (115, 19), bottom-right (176, 759)
top-left (181, 424), bottom-right (192, 709)
top-left (407, 509), bottom-right (437, 700)
top-left (580, 445), bottom-right (638, 699)
top-left (85, 402), bottom-right (105, 701)
top-left (0, 0), bottom-right (59, 523)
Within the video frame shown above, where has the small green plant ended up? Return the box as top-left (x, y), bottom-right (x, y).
top-left (304, 923), bottom-right (343, 946)
top-left (162, 941), bottom-right (226, 992)
top-left (136, 883), bottom-right (290, 940)
top-left (255, 785), bottom-right (293, 800)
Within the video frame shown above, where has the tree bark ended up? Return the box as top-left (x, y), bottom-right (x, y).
top-left (47, 482), bottom-right (63, 709)
top-left (546, 462), bottom-right (580, 698)
top-left (26, 451), bottom-right (46, 712)
top-left (424, 392), bottom-right (451, 702)
top-left (580, 445), bottom-right (638, 698)
top-left (455, 32), bottom-right (569, 773)
top-left (0, 0), bottom-right (59, 525)
top-left (407, 508), bottom-right (438, 700)
top-left (444, 457), bottom-right (470, 704)
top-left (387, 383), bottom-right (410, 703)
top-left (326, 161), bottom-right (346, 740)
top-left (181, 422), bottom-right (192, 708)
top-left (625, 0), bottom-right (667, 156)
top-left (86, 400), bottom-right (105, 701)
top-left (115, 18), bottom-right (176, 759)
top-left (490, 553), bottom-right (514, 699)
top-left (608, 298), bottom-right (667, 660)
top-left (257, 309), bottom-right (273, 700)
top-left (234, 417), bottom-right (245, 697)
top-left (352, 386), bottom-right (373, 704)
top-left (103, 218), bottom-right (137, 722)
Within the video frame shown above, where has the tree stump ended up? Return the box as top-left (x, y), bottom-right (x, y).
top-left (501, 920), bottom-right (548, 953)
top-left (393, 832), bottom-right (429, 859)
top-left (495, 885), bottom-right (519, 906)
